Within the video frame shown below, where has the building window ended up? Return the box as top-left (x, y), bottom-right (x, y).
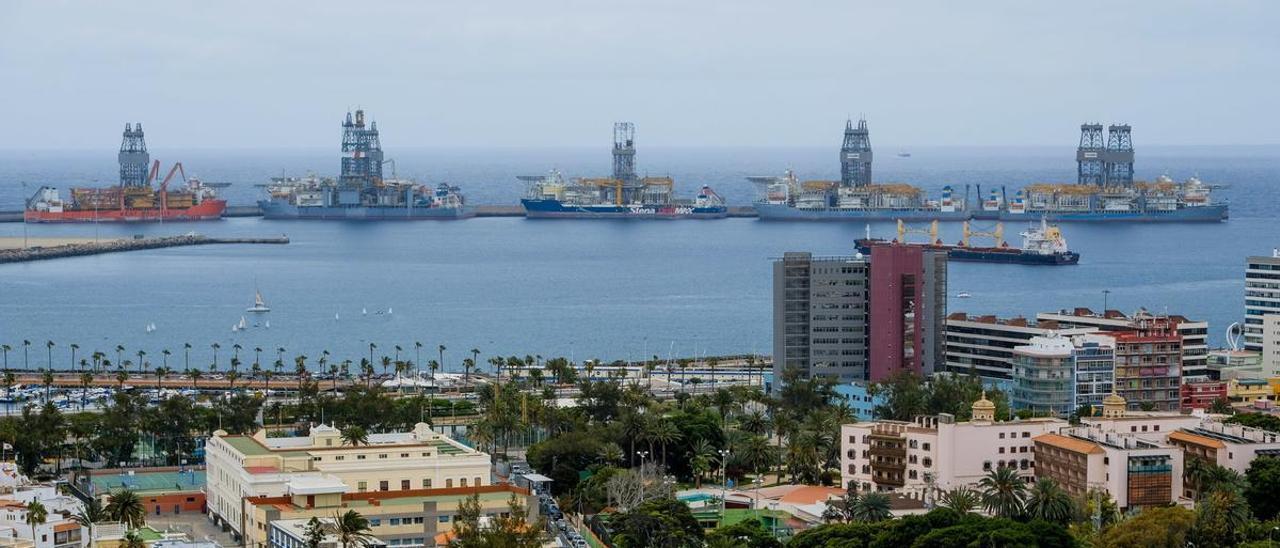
top-left (1021, 432), bottom-right (1029, 438)
top-left (446, 479), bottom-right (454, 488)
top-left (379, 454), bottom-right (388, 459)
top-left (335, 456), bottom-right (345, 461)
top-left (423, 479), bottom-right (432, 488)
top-left (999, 447), bottom-right (1005, 454)
top-left (438, 516), bottom-right (450, 523)
top-left (401, 480), bottom-right (411, 490)
top-left (358, 455), bottom-right (367, 460)
top-left (461, 478), bottom-right (468, 487)
top-left (369, 519), bottom-right (381, 527)
top-left (357, 481), bottom-right (367, 492)
top-left (999, 433), bottom-right (1006, 439)
top-left (475, 476), bottom-right (482, 486)
top-left (984, 461), bottom-right (992, 471)
top-left (922, 443), bottom-right (930, 451)
top-left (389, 518), bottom-right (400, 526)
top-left (379, 480), bottom-right (389, 491)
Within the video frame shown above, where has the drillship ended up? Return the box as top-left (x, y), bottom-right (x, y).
top-left (519, 123), bottom-right (727, 219)
top-left (259, 110), bottom-right (473, 220)
top-left (25, 124), bottom-right (226, 223)
top-left (751, 118), bottom-right (968, 221)
top-left (752, 120), bottom-right (1227, 222)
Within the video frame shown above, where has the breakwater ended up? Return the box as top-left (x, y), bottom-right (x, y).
top-left (0, 234), bottom-right (289, 264)
top-left (0, 205), bottom-right (760, 222)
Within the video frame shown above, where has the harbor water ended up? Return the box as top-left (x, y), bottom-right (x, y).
top-left (0, 146), bottom-right (1277, 370)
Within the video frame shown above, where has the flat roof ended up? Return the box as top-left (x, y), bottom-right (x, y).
top-left (1169, 430), bottom-right (1227, 449)
top-left (90, 470), bottom-right (205, 496)
top-left (521, 473), bottom-right (553, 483)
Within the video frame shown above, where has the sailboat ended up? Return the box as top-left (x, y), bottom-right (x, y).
top-left (334, 312), bottom-right (340, 321)
top-left (237, 316), bottom-right (248, 330)
top-left (362, 307), bottom-right (367, 316)
top-left (265, 320), bottom-right (270, 329)
top-left (247, 288), bottom-right (270, 313)
top-left (387, 307), bottom-right (393, 315)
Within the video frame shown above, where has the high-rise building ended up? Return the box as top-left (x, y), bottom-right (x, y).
top-left (1264, 315), bottom-right (1280, 377)
top-left (1245, 251), bottom-right (1280, 352)
top-left (1073, 334), bottom-right (1117, 411)
top-left (772, 243), bottom-right (945, 386)
top-left (868, 243), bottom-right (947, 380)
top-left (772, 252), bottom-right (869, 383)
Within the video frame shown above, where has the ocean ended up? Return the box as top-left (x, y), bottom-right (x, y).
top-left (0, 145), bottom-right (1277, 371)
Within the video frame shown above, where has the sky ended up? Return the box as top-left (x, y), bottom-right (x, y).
top-left (1, 1), bottom-right (1277, 148)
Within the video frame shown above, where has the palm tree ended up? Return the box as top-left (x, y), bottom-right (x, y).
top-left (79, 372), bottom-right (93, 410)
top-left (45, 340), bottom-right (55, 369)
top-left (189, 369), bottom-right (203, 390)
top-left (115, 368), bottom-right (129, 390)
top-left (253, 346), bottom-right (263, 369)
top-left (40, 369), bottom-right (54, 401)
top-left (851, 492), bottom-right (892, 522)
top-left (161, 348), bottom-right (170, 369)
top-left (122, 531), bottom-right (146, 548)
top-left (24, 340), bottom-right (33, 369)
top-left (368, 342), bottom-right (377, 367)
top-left (380, 356), bottom-right (392, 376)
top-left (25, 500), bottom-right (48, 530)
top-left (183, 342), bottom-right (191, 371)
top-left (232, 344), bottom-right (242, 362)
top-left (106, 489), bottom-right (146, 528)
top-left (0, 344), bottom-right (9, 371)
top-left (227, 370), bottom-right (241, 391)
top-left (73, 498), bottom-right (109, 544)
top-left (1024, 478), bottom-right (1074, 524)
top-left (330, 510), bottom-right (374, 548)
top-left (978, 466), bottom-right (1027, 518)
top-left (69, 343), bottom-right (79, 370)
top-left (340, 426), bottom-right (369, 447)
top-left (136, 350), bottom-right (146, 374)
top-left (414, 342), bottom-right (423, 377)
top-left (939, 486), bottom-right (981, 514)
top-left (210, 343), bottom-right (220, 369)
top-left (154, 367), bottom-right (170, 390)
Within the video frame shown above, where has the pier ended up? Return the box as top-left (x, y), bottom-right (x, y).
top-left (0, 234), bottom-right (289, 264)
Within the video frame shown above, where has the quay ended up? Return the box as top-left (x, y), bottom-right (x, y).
top-left (0, 204), bottom-right (760, 221)
top-left (0, 233), bottom-right (289, 264)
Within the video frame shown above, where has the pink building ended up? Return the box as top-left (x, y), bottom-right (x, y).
top-left (869, 243), bottom-right (946, 381)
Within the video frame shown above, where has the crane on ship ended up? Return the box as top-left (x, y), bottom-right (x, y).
top-left (961, 221), bottom-right (1006, 248)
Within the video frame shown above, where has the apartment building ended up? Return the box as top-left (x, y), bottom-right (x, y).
top-left (942, 313), bottom-right (1095, 381)
top-left (249, 484), bottom-right (533, 548)
top-left (1038, 308), bottom-right (1208, 380)
top-left (205, 423), bottom-right (490, 542)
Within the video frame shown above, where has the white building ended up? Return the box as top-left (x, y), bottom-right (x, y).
top-left (942, 313), bottom-right (1095, 381)
top-left (1246, 251), bottom-right (1280, 352)
top-left (840, 395), bottom-right (1068, 497)
top-left (205, 423), bottom-right (490, 542)
top-left (0, 481), bottom-right (84, 548)
top-left (1264, 315), bottom-right (1280, 377)
top-left (269, 518), bottom-right (387, 548)
top-left (1038, 308), bottom-right (1209, 380)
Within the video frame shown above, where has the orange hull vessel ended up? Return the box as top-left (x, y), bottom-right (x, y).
top-left (24, 199), bottom-right (227, 223)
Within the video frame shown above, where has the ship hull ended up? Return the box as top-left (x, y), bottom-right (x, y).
top-left (973, 204), bottom-right (1228, 222)
top-left (258, 200), bottom-right (475, 220)
top-left (24, 200), bottom-right (227, 223)
top-left (521, 199), bottom-right (728, 219)
top-left (855, 239), bottom-right (1079, 265)
top-left (754, 202), bottom-right (969, 222)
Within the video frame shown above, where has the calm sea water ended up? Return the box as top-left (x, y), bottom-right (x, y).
top-left (0, 146), bottom-right (1277, 370)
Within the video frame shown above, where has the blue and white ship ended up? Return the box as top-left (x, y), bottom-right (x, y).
top-left (518, 122), bottom-right (727, 219)
top-left (520, 170), bottom-right (726, 219)
top-left (258, 109), bottom-right (474, 221)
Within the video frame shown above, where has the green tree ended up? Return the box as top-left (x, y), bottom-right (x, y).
top-left (340, 425), bottom-right (369, 447)
top-left (705, 518), bottom-right (782, 548)
top-left (940, 486), bottom-right (981, 515)
top-left (608, 497), bottom-right (703, 548)
top-left (1246, 456), bottom-right (1280, 520)
top-left (977, 466), bottom-right (1026, 519)
top-left (106, 489), bottom-right (146, 529)
top-left (1191, 485), bottom-right (1252, 547)
top-left (73, 498), bottom-right (109, 543)
top-left (25, 500), bottom-right (47, 528)
top-left (851, 491), bottom-right (892, 522)
top-left (1024, 478), bottom-right (1074, 525)
top-left (303, 517), bottom-right (326, 548)
top-left (122, 531), bottom-right (146, 548)
top-left (1098, 505), bottom-right (1195, 548)
top-left (450, 492), bottom-right (544, 547)
top-left (330, 510), bottom-right (374, 548)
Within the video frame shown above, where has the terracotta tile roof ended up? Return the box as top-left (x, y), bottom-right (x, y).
top-left (1168, 430), bottom-right (1227, 449)
top-left (778, 486), bottom-right (845, 505)
top-left (1034, 433), bottom-right (1103, 455)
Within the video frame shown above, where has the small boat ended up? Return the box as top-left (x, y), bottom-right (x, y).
top-left (237, 316), bottom-right (248, 330)
top-left (387, 307), bottom-right (393, 315)
top-left (334, 312), bottom-right (340, 320)
top-left (264, 320), bottom-right (270, 329)
top-left (247, 288), bottom-right (270, 313)
top-left (145, 322), bottom-right (156, 333)
top-left (956, 292), bottom-right (972, 298)
top-left (362, 307), bottom-right (367, 315)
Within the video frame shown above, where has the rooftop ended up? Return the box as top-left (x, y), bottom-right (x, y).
top-left (88, 469), bottom-right (204, 496)
top-left (1034, 433), bottom-right (1104, 455)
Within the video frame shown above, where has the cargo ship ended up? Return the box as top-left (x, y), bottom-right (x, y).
top-left (752, 119), bottom-right (1227, 223)
top-left (25, 124), bottom-right (226, 223)
top-left (258, 110), bottom-right (474, 220)
top-left (518, 123), bottom-right (727, 219)
top-left (856, 219), bottom-right (1080, 265)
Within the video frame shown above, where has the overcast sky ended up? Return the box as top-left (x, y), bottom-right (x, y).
top-left (2, 1), bottom-right (1277, 148)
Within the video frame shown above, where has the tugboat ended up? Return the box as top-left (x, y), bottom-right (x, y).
top-left (856, 218), bottom-right (1080, 265)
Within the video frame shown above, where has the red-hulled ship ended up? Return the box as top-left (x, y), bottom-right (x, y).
top-left (24, 123), bottom-right (226, 223)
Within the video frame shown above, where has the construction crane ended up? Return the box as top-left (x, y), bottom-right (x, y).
top-left (146, 160), bottom-right (188, 212)
top-left (896, 219), bottom-right (939, 245)
top-left (962, 221), bottom-right (1004, 248)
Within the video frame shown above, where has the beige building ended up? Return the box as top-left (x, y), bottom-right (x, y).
top-left (249, 484), bottom-right (533, 548)
top-left (1265, 315), bottom-right (1280, 377)
top-left (840, 395), bottom-right (1067, 497)
top-left (206, 423), bottom-right (490, 542)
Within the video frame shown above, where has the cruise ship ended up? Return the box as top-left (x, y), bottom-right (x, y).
top-left (518, 123), bottom-right (727, 219)
top-left (258, 110), bottom-right (474, 220)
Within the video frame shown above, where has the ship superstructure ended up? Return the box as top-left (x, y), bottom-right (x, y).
top-left (25, 124), bottom-right (226, 223)
top-left (755, 119), bottom-right (1227, 222)
top-left (258, 110), bottom-right (473, 220)
top-left (519, 123), bottom-right (727, 219)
